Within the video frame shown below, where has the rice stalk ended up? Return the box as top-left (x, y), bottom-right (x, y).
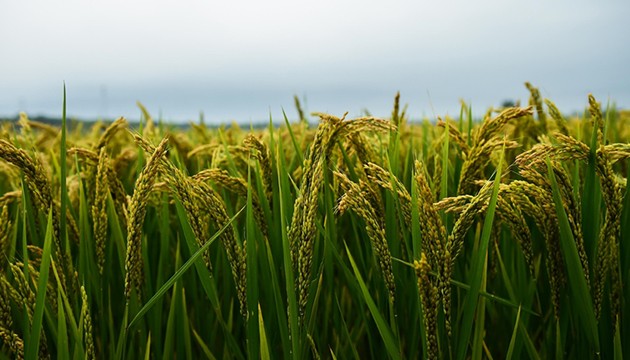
top-left (592, 144), bottom-right (623, 321)
top-left (349, 133), bottom-right (379, 167)
top-left (544, 99), bottom-right (569, 135)
top-left (195, 180), bottom-right (248, 318)
top-left (415, 252), bottom-right (438, 360)
top-left (289, 114), bottom-right (394, 320)
top-left (496, 190), bottom-right (535, 276)
top-left (132, 132), bottom-right (248, 318)
top-left (243, 134), bottom-right (273, 204)
top-left (68, 147), bottom-right (129, 227)
top-left (0, 280), bottom-right (24, 360)
top-left (414, 158), bottom-right (450, 338)
top-left (0, 140), bottom-right (54, 218)
top-left (520, 159), bottom-right (589, 285)
top-left (335, 171), bottom-right (396, 303)
top-left (136, 101), bottom-right (156, 139)
top-left (94, 117), bottom-right (128, 150)
top-left (9, 263), bottom-right (50, 359)
top-left (187, 144), bottom-right (218, 159)
top-left (604, 143), bottom-right (630, 163)
top-left (81, 285), bottom-right (96, 359)
top-left (364, 162), bottom-right (412, 225)
top-left (437, 119), bottom-right (469, 154)
top-left (509, 179), bottom-right (564, 318)
top-left (588, 94), bottom-right (604, 145)
top-left (442, 179), bottom-right (494, 336)
top-left (458, 107), bottom-right (531, 194)
top-left (130, 133), bottom-right (211, 268)
top-left (516, 97), bottom-right (624, 322)
top-left (413, 161), bottom-right (447, 268)
top-left (525, 82), bottom-right (547, 133)
top-left (195, 168), bottom-right (268, 239)
top-left (92, 147), bottom-right (109, 274)
top-left (0, 206), bottom-right (11, 271)
top-left (168, 133), bottom-right (194, 163)
top-left (124, 135), bottom-right (169, 300)
top-left (0, 139), bottom-right (72, 294)
top-left (434, 195), bottom-right (474, 214)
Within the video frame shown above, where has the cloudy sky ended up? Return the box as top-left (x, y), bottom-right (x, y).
top-left (1, 0), bottom-right (628, 123)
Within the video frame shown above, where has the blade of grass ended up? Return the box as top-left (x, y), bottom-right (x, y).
top-left (518, 321), bottom-right (540, 360)
top-left (555, 319), bottom-right (563, 360)
top-left (333, 294), bottom-right (360, 360)
top-left (191, 326), bottom-right (217, 360)
top-left (162, 260), bottom-right (179, 360)
top-left (77, 168), bottom-right (96, 287)
top-left (144, 334), bottom-right (151, 360)
top-left (180, 288), bottom-right (193, 360)
top-left (282, 108), bottom-right (304, 165)
top-left (277, 137), bottom-right (300, 360)
top-left (57, 287), bottom-right (69, 360)
top-left (50, 259), bottom-right (84, 355)
top-left (472, 253), bottom-right (488, 360)
top-left (260, 236), bottom-right (291, 356)
top-left (506, 305), bottom-right (522, 360)
top-left (614, 317), bottom-right (623, 360)
top-left (493, 237), bottom-right (539, 359)
top-left (259, 304), bottom-right (271, 360)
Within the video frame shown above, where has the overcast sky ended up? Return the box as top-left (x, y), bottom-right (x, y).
top-left (1, 0), bottom-right (628, 123)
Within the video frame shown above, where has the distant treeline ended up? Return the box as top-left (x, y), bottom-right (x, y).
top-left (0, 115), bottom-right (275, 131)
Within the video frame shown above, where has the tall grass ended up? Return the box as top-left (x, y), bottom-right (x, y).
top-left (0, 84), bottom-right (629, 359)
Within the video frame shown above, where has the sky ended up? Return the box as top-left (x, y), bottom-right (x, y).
top-left (1, 0), bottom-right (628, 124)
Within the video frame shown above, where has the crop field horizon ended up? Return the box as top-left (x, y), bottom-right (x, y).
top-left (0, 83), bottom-right (629, 359)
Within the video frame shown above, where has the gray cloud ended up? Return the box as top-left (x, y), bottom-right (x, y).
top-left (1, 0), bottom-right (628, 123)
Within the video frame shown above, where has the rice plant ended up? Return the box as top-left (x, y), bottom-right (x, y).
top-left (0, 83), bottom-right (629, 359)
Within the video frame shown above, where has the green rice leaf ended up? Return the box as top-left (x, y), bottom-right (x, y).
top-left (50, 258), bottom-right (84, 355)
top-left (191, 326), bottom-right (217, 360)
top-left (614, 317), bottom-right (623, 360)
top-left (57, 284), bottom-right (69, 360)
top-left (546, 157), bottom-right (600, 353)
top-left (277, 138), bottom-right (301, 360)
top-left (259, 304), bottom-right (271, 360)
top-left (345, 243), bottom-right (402, 360)
top-left (25, 208), bottom-right (54, 360)
top-left (282, 108), bottom-right (304, 165)
top-left (506, 305), bottom-right (522, 360)
top-left (144, 334), bottom-right (152, 360)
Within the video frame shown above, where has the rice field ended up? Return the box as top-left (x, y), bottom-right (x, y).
top-left (1, 84), bottom-right (629, 359)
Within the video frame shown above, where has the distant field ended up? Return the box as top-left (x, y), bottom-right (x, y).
top-left (1, 84), bottom-right (629, 359)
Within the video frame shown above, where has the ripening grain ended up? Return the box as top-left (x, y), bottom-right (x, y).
top-left (0, 85), bottom-right (628, 359)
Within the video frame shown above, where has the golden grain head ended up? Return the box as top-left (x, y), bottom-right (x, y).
top-left (124, 135), bottom-right (169, 300)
